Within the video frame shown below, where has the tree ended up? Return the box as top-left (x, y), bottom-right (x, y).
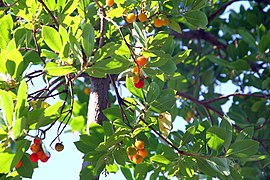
top-left (0, 0), bottom-right (270, 179)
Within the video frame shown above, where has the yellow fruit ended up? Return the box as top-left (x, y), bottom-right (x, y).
top-left (133, 154), bottom-right (144, 164)
top-left (154, 18), bottom-right (163, 28)
top-left (106, 0), bottom-right (114, 7)
top-left (132, 66), bottom-right (142, 76)
top-left (126, 13), bottom-right (136, 23)
top-left (138, 13), bottom-right (147, 22)
top-left (126, 146), bottom-right (137, 156)
top-left (135, 140), bottom-right (144, 150)
top-left (162, 17), bottom-right (170, 26)
top-left (137, 149), bottom-right (148, 158)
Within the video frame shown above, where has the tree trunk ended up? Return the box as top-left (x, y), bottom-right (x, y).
top-left (81, 76), bottom-right (109, 179)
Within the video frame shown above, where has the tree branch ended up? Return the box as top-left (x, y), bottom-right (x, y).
top-left (170, 29), bottom-right (227, 50)
top-left (38, 0), bottom-right (59, 27)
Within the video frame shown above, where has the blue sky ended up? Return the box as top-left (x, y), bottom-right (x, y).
top-left (23, 1), bottom-right (251, 180)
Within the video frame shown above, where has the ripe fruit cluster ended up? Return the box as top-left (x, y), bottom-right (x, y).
top-left (154, 17), bottom-right (170, 28)
top-left (127, 140), bottom-right (148, 164)
top-left (132, 56), bottom-right (147, 89)
top-left (30, 138), bottom-right (50, 163)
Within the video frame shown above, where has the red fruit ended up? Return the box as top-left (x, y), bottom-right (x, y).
top-left (134, 79), bottom-right (144, 88)
top-left (30, 143), bottom-right (41, 153)
top-left (136, 56), bottom-right (147, 66)
top-left (30, 153), bottom-right (39, 162)
top-left (38, 151), bottom-right (50, 162)
top-left (15, 160), bottom-right (22, 168)
top-left (34, 138), bottom-right (41, 145)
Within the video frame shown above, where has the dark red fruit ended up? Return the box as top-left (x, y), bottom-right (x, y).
top-left (30, 153), bottom-right (39, 162)
top-left (134, 79), bottom-right (144, 88)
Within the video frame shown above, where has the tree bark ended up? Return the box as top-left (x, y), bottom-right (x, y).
top-left (81, 76), bottom-right (109, 179)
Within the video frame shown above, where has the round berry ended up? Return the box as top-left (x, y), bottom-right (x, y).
top-left (126, 146), bottom-right (137, 156)
top-left (138, 13), bottom-right (147, 22)
top-left (134, 79), bottom-right (144, 89)
top-left (154, 18), bottom-right (163, 28)
top-left (136, 56), bottom-right (147, 66)
top-left (30, 143), bottom-right (41, 153)
top-left (30, 153), bottom-right (39, 162)
top-left (126, 13), bottom-right (136, 24)
top-left (84, 87), bottom-right (90, 95)
top-left (55, 143), bottom-right (64, 152)
top-left (132, 76), bottom-right (140, 84)
top-left (138, 149), bottom-right (148, 158)
top-left (133, 154), bottom-right (144, 164)
top-left (162, 17), bottom-right (170, 26)
top-left (106, 0), bottom-right (114, 7)
top-left (135, 140), bottom-right (144, 150)
top-left (33, 138), bottom-right (41, 145)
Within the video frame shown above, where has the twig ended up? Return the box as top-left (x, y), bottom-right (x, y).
top-left (38, 0), bottom-right (59, 27)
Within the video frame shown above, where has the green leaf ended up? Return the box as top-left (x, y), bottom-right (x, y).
top-left (121, 167), bottom-right (134, 180)
top-left (196, 158), bottom-right (219, 177)
top-left (0, 152), bottom-right (16, 173)
top-left (238, 28), bottom-right (256, 48)
top-left (106, 163), bottom-right (119, 173)
top-left (192, 0), bottom-right (208, 10)
top-left (184, 10), bottom-right (208, 29)
top-left (91, 55), bottom-right (130, 74)
top-left (146, 82), bottom-right (160, 103)
top-left (44, 62), bottom-right (77, 76)
top-left (172, 50), bottom-right (191, 64)
top-left (133, 22), bottom-right (148, 48)
top-left (126, 76), bottom-right (144, 100)
top-left (147, 50), bottom-right (171, 67)
top-left (82, 23), bottom-right (95, 57)
top-left (15, 80), bottom-right (28, 119)
top-left (150, 155), bottom-right (171, 165)
top-left (150, 92), bottom-right (176, 113)
top-left (0, 14), bottom-right (13, 43)
top-left (7, 49), bottom-right (24, 79)
top-left (158, 112), bottom-right (172, 137)
top-left (113, 148), bottom-right (127, 166)
top-left (103, 107), bottom-right (122, 121)
top-left (42, 26), bottom-right (63, 52)
top-left (134, 164), bottom-right (148, 180)
top-left (258, 34), bottom-right (270, 53)
top-left (0, 90), bottom-right (13, 127)
top-left (235, 127), bottom-right (254, 142)
top-left (227, 139), bottom-right (259, 158)
top-left (93, 42), bottom-right (121, 63)
top-left (168, 19), bottom-right (182, 33)
top-left (220, 116), bottom-right (232, 150)
top-left (206, 126), bottom-right (226, 151)
top-left (159, 59), bottom-right (177, 74)
top-left (180, 126), bottom-right (196, 147)
top-left (17, 154), bottom-right (35, 178)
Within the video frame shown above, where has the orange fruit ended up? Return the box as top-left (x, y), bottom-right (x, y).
top-left (134, 79), bottom-right (144, 89)
top-left (30, 153), bottom-right (39, 162)
top-left (135, 140), bottom-right (144, 150)
top-left (30, 144), bottom-right (41, 153)
top-left (126, 13), bottom-right (136, 23)
top-left (133, 154), bottom-right (144, 164)
top-left (126, 146), bottom-right (137, 156)
top-left (132, 76), bottom-right (140, 84)
top-left (138, 13), bottom-right (147, 22)
top-left (84, 87), bottom-right (90, 95)
top-left (154, 18), bottom-right (163, 28)
top-left (137, 149), bottom-right (148, 158)
top-left (37, 151), bottom-right (50, 162)
top-left (15, 160), bottom-right (22, 168)
top-left (132, 66), bottom-right (142, 76)
top-left (136, 56), bottom-right (147, 66)
top-left (162, 17), bottom-right (170, 26)
top-left (106, 0), bottom-right (114, 7)
top-left (55, 143), bottom-right (64, 152)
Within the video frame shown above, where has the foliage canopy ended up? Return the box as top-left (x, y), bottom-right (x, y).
top-left (0, 0), bottom-right (270, 179)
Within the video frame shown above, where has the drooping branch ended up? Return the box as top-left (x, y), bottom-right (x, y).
top-left (170, 29), bottom-right (227, 50)
top-left (208, 0), bottom-right (239, 23)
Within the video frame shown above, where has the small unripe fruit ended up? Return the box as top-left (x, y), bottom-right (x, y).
top-left (136, 56), bottom-right (147, 66)
top-left (134, 79), bottom-right (144, 89)
top-left (30, 144), bottom-right (41, 153)
top-left (154, 18), bottom-right (163, 28)
top-left (135, 140), bottom-right (144, 150)
top-left (138, 149), bottom-right (148, 158)
top-left (126, 146), bottom-right (137, 156)
top-left (15, 160), bottom-right (22, 168)
top-left (84, 87), bottom-right (90, 95)
top-left (30, 153), bottom-right (39, 162)
top-left (126, 13), bottom-right (136, 24)
top-left (106, 0), bottom-right (114, 7)
top-left (55, 143), bottom-right (64, 152)
top-left (138, 13), bottom-right (147, 22)
top-left (133, 154), bottom-right (144, 164)
top-left (133, 66), bottom-right (142, 76)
